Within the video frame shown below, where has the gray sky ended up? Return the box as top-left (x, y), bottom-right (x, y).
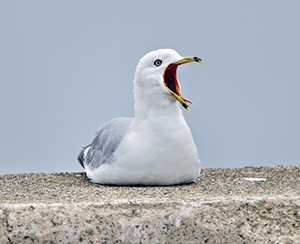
top-left (1, 1), bottom-right (299, 174)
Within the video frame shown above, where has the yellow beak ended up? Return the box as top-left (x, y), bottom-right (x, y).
top-left (173, 56), bottom-right (204, 66)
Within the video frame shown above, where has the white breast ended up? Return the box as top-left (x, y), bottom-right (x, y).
top-left (87, 106), bottom-right (201, 185)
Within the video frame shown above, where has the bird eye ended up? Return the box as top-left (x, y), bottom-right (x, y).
top-left (154, 59), bottom-right (162, 66)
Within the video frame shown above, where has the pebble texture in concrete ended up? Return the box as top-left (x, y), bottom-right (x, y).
top-left (0, 166), bottom-right (300, 243)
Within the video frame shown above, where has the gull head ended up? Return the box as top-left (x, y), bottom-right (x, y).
top-left (133, 49), bottom-right (203, 113)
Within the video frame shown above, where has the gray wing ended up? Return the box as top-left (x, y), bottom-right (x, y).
top-left (78, 117), bottom-right (133, 170)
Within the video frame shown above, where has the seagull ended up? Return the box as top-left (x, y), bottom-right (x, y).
top-left (78, 49), bottom-right (203, 185)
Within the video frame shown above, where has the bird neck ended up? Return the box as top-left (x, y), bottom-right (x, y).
top-left (133, 74), bottom-right (184, 122)
top-left (134, 92), bottom-right (182, 122)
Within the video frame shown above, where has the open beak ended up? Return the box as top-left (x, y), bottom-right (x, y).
top-left (163, 56), bottom-right (203, 111)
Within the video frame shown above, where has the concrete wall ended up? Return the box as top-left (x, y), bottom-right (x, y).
top-left (1, 166), bottom-right (300, 243)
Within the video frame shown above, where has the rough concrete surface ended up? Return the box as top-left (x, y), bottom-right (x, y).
top-left (0, 166), bottom-right (300, 243)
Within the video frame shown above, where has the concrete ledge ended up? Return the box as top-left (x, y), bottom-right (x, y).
top-left (1, 166), bottom-right (300, 243)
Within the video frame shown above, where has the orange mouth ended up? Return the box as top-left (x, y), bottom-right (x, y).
top-left (162, 56), bottom-right (203, 111)
top-left (163, 63), bottom-right (181, 96)
top-left (163, 63), bottom-right (193, 110)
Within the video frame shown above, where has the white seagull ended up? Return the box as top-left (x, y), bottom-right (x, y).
top-left (78, 49), bottom-right (203, 185)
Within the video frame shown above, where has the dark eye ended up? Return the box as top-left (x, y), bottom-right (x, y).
top-left (154, 59), bottom-right (162, 66)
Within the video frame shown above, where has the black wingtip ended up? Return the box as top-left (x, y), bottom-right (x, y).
top-left (77, 145), bottom-right (91, 169)
top-left (77, 149), bottom-right (85, 168)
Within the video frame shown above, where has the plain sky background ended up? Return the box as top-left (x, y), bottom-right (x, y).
top-left (1, 1), bottom-right (299, 174)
